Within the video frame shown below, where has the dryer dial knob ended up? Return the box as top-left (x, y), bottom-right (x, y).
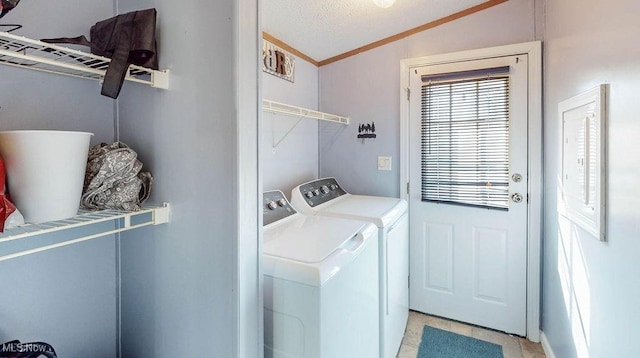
top-left (305, 191), bottom-right (314, 198)
top-left (321, 185), bottom-right (329, 194)
top-left (277, 199), bottom-right (287, 207)
top-left (267, 201), bottom-right (278, 210)
top-left (313, 189), bottom-right (320, 196)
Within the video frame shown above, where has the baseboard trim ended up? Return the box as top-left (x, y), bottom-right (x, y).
top-left (540, 331), bottom-right (557, 358)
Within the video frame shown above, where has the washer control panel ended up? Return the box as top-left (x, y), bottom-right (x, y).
top-left (263, 190), bottom-right (297, 226)
top-left (296, 177), bottom-right (347, 207)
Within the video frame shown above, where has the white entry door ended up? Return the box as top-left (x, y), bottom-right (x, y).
top-left (408, 55), bottom-right (528, 335)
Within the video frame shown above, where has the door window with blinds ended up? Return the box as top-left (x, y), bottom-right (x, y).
top-left (420, 66), bottom-right (510, 210)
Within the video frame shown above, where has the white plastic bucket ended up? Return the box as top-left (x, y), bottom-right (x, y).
top-left (0, 130), bottom-right (93, 223)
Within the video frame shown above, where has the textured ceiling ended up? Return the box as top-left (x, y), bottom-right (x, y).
top-left (263, 0), bottom-right (489, 62)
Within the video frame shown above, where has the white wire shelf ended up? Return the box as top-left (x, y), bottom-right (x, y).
top-left (0, 203), bottom-right (170, 262)
top-left (0, 31), bottom-right (169, 89)
top-left (263, 99), bottom-right (349, 125)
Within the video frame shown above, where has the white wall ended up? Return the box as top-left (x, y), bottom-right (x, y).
top-left (0, 1), bottom-right (118, 356)
top-left (116, 0), bottom-right (259, 357)
top-left (0, 2), bottom-right (114, 138)
top-left (541, 0), bottom-right (640, 356)
top-left (318, 0), bottom-right (537, 197)
top-left (262, 57), bottom-right (319, 197)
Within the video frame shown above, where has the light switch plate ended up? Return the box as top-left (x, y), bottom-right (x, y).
top-left (378, 156), bottom-right (392, 171)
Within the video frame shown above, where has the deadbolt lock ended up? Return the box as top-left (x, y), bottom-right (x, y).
top-left (512, 173), bottom-right (523, 182)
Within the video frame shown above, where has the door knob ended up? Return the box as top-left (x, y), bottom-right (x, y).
top-left (511, 193), bottom-right (524, 203)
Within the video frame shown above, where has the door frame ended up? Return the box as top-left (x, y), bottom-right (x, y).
top-left (399, 41), bottom-right (542, 342)
top-left (236, 0), bottom-right (262, 357)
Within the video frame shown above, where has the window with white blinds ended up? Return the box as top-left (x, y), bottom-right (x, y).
top-left (421, 68), bottom-right (510, 210)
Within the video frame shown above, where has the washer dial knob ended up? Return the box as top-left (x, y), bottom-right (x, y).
top-left (305, 191), bottom-right (314, 198)
top-left (267, 201), bottom-right (278, 210)
top-left (321, 185), bottom-right (329, 194)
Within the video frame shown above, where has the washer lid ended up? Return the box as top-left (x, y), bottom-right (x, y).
top-left (263, 214), bottom-right (368, 263)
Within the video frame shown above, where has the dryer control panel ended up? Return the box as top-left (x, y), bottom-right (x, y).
top-left (263, 190), bottom-right (297, 226)
top-left (295, 177), bottom-right (347, 207)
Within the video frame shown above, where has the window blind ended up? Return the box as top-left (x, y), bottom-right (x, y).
top-left (421, 70), bottom-right (510, 210)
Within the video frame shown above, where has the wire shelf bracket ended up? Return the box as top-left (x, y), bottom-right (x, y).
top-left (0, 31), bottom-right (169, 89)
top-left (0, 203), bottom-right (171, 262)
top-left (263, 99), bottom-right (349, 149)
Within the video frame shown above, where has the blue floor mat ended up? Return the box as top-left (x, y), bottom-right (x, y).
top-left (417, 325), bottom-right (503, 358)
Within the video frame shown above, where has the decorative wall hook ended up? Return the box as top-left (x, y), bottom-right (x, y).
top-left (357, 122), bottom-right (376, 139)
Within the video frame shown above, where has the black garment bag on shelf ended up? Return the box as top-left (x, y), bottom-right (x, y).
top-left (0, 0), bottom-right (20, 19)
top-left (41, 8), bottom-right (158, 99)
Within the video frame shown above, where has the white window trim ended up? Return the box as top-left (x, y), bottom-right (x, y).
top-left (399, 41), bottom-right (542, 342)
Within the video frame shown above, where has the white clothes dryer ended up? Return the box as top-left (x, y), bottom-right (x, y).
top-left (262, 190), bottom-right (380, 358)
top-left (291, 178), bottom-right (409, 358)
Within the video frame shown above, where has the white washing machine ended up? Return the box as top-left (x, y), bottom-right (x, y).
top-left (262, 190), bottom-right (380, 358)
top-left (291, 178), bottom-right (409, 358)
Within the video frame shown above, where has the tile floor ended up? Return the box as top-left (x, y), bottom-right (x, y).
top-left (396, 311), bottom-right (546, 358)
